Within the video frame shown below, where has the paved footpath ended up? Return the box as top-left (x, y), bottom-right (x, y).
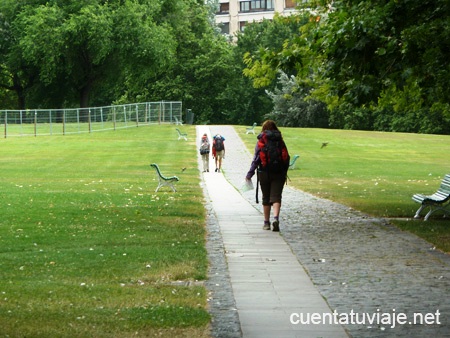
top-left (199, 126), bottom-right (450, 338)
top-left (198, 126), bottom-right (348, 338)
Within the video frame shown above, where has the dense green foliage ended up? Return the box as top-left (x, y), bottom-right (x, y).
top-left (1, 0), bottom-right (178, 109)
top-left (0, 0), bottom-right (264, 125)
top-left (1, 0), bottom-right (449, 133)
top-left (265, 71), bottom-right (329, 127)
top-left (243, 0), bottom-right (450, 134)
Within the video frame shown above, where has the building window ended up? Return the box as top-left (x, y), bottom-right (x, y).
top-left (220, 22), bottom-right (230, 34)
top-left (240, 1), bottom-right (250, 11)
top-left (285, 0), bottom-right (296, 8)
top-left (239, 21), bottom-right (247, 32)
top-left (240, 0), bottom-right (274, 12)
top-left (219, 3), bottom-right (229, 13)
top-left (252, 0), bottom-right (263, 10)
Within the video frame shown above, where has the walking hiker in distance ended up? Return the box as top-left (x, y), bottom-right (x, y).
top-left (245, 120), bottom-right (290, 232)
top-left (199, 133), bottom-right (210, 172)
top-left (212, 134), bottom-right (225, 173)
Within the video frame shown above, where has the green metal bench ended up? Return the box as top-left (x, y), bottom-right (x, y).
top-left (176, 128), bottom-right (187, 141)
top-left (246, 123), bottom-right (257, 134)
top-left (150, 163), bottom-right (179, 192)
top-left (412, 174), bottom-right (450, 220)
top-left (289, 154), bottom-right (300, 170)
top-left (174, 116), bottom-right (183, 125)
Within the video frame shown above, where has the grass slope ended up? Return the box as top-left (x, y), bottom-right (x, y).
top-left (1, 124), bottom-right (449, 337)
top-left (239, 127), bottom-right (450, 252)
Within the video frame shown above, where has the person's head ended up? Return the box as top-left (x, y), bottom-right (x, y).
top-left (202, 133), bottom-right (207, 139)
top-left (261, 120), bottom-right (279, 132)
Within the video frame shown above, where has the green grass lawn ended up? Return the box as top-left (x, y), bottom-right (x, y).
top-left (1, 124), bottom-right (449, 337)
top-left (0, 125), bottom-right (211, 337)
top-left (239, 126), bottom-right (450, 253)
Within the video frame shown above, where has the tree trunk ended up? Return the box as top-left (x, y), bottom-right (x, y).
top-left (79, 81), bottom-right (93, 122)
top-left (13, 73), bottom-right (26, 110)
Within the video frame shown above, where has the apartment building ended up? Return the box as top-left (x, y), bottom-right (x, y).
top-left (215, 0), bottom-right (298, 37)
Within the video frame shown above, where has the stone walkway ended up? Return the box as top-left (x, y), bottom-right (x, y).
top-left (200, 126), bottom-right (450, 338)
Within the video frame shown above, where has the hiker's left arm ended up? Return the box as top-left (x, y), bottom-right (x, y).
top-left (245, 144), bottom-right (260, 180)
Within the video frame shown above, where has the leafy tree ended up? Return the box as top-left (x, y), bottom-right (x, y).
top-left (117, 0), bottom-right (252, 125)
top-left (0, 84), bottom-right (16, 109)
top-left (241, 15), bottom-right (310, 89)
top-left (0, 2), bottom-right (36, 110)
top-left (237, 15), bottom-right (309, 125)
top-left (0, 0), bottom-right (177, 109)
top-left (108, 0), bottom-right (177, 105)
top-left (1, 0), bottom-right (296, 127)
top-left (266, 71), bottom-right (328, 127)
top-left (243, 0), bottom-right (450, 133)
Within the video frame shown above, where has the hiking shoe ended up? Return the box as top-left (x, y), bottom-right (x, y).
top-left (272, 220), bottom-right (280, 232)
top-left (263, 223), bottom-right (270, 230)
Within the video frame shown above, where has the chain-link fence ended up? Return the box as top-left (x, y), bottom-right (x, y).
top-left (0, 101), bottom-right (183, 138)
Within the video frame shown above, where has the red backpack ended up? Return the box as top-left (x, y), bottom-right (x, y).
top-left (258, 130), bottom-right (290, 173)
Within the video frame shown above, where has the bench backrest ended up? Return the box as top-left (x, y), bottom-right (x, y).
top-left (439, 174), bottom-right (450, 194)
top-left (150, 163), bottom-right (163, 177)
top-left (290, 154), bottom-right (299, 165)
top-left (150, 163), bottom-right (179, 181)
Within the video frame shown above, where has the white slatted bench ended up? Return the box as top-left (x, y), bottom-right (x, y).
top-left (246, 123), bottom-right (257, 134)
top-left (174, 116), bottom-right (183, 125)
top-left (176, 128), bottom-right (187, 141)
top-left (289, 154), bottom-right (300, 170)
top-left (412, 174), bottom-right (450, 220)
top-left (150, 163), bottom-right (179, 192)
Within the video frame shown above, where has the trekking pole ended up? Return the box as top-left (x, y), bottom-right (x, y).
top-left (255, 173), bottom-right (259, 204)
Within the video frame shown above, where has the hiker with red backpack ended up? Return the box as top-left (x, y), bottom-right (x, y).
top-left (212, 134), bottom-right (225, 173)
top-left (245, 120), bottom-right (290, 232)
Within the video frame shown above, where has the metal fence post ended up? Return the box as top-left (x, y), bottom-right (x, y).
top-left (113, 106), bottom-right (116, 130)
top-left (136, 104), bottom-right (139, 127)
top-left (20, 110), bottom-right (23, 135)
top-left (145, 102), bottom-right (148, 123)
